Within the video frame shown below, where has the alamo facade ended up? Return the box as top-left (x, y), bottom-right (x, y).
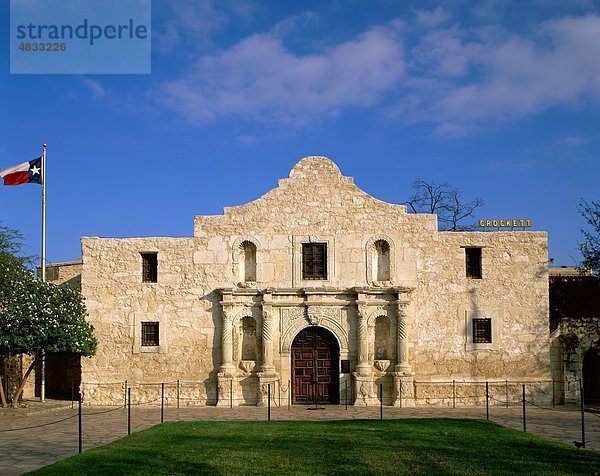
top-left (50, 156), bottom-right (552, 406)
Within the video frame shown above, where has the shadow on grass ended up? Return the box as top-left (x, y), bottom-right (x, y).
top-left (27, 419), bottom-right (600, 476)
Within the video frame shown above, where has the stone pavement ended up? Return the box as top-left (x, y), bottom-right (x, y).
top-left (1, 400), bottom-right (599, 475)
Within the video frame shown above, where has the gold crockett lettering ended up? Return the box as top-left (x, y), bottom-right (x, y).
top-left (479, 219), bottom-right (532, 228)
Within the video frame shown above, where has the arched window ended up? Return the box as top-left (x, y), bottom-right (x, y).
top-left (374, 316), bottom-right (391, 360)
top-left (240, 241), bottom-right (257, 283)
top-left (373, 240), bottom-right (390, 282)
top-left (241, 316), bottom-right (257, 361)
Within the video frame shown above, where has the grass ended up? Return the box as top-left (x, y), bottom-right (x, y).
top-left (29, 419), bottom-right (600, 475)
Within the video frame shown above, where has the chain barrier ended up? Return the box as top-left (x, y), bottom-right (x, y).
top-left (0, 413), bottom-right (78, 433)
top-left (83, 406), bottom-right (125, 416)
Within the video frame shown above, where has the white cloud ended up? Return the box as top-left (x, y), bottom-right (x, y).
top-left (152, 8), bottom-right (600, 137)
top-left (156, 24), bottom-right (405, 125)
top-left (154, 0), bottom-right (230, 53)
top-left (270, 11), bottom-right (320, 38)
top-left (414, 7), bottom-right (449, 28)
top-left (563, 135), bottom-right (589, 145)
top-left (81, 78), bottom-right (106, 99)
top-left (401, 14), bottom-right (600, 136)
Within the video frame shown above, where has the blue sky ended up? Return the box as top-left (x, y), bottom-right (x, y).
top-left (1, 0), bottom-right (599, 268)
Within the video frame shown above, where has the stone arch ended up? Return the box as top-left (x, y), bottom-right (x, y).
top-left (282, 320), bottom-right (348, 354)
top-left (365, 235), bottom-right (395, 285)
top-left (231, 237), bottom-right (262, 285)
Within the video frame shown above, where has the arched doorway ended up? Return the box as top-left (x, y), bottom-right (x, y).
top-left (292, 327), bottom-right (339, 404)
top-left (583, 346), bottom-right (600, 408)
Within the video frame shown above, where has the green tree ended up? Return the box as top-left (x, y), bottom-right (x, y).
top-left (579, 199), bottom-right (600, 275)
top-left (0, 223), bottom-right (97, 407)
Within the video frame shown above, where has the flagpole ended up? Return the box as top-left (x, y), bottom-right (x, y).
top-left (41, 143), bottom-right (47, 402)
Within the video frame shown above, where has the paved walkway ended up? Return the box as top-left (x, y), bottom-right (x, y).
top-left (1, 400), bottom-right (599, 475)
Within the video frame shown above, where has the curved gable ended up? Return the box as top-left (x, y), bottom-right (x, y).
top-left (194, 156), bottom-right (436, 237)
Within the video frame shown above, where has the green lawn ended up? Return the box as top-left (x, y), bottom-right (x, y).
top-left (29, 419), bottom-right (600, 475)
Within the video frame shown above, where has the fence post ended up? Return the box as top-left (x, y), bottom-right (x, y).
top-left (399, 378), bottom-right (403, 409)
top-left (552, 379), bottom-right (555, 408)
top-left (288, 380), bottom-right (291, 410)
top-left (580, 379), bottom-right (586, 448)
top-left (522, 384), bottom-right (526, 433)
top-left (161, 383), bottom-right (164, 423)
top-left (230, 380), bottom-right (232, 409)
top-left (267, 384), bottom-right (271, 422)
top-left (380, 383), bottom-right (383, 420)
top-left (485, 382), bottom-right (489, 420)
top-left (78, 393), bottom-right (82, 454)
top-left (345, 380), bottom-right (348, 410)
top-left (452, 380), bottom-right (456, 409)
top-left (124, 380), bottom-right (127, 408)
top-left (505, 379), bottom-right (509, 408)
top-left (128, 387), bottom-right (131, 435)
top-left (177, 380), bottom-right (180, 409)
top-left (278, 379), bottom-right (281, 407)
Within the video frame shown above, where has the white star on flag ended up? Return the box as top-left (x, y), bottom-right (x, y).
top-left (30, 165), bottom-right (40, 175)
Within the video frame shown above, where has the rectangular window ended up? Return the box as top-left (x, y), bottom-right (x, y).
top-left (473, 318), bottom-right (492, 343)
top-left (465, 247), bottom-right (482, 279)
top-left (141, 322), bottom-right (159, 346)
top-left (141, 252), bottom-right (158, 283)
top-left (302, 243), bottom-right (327, 280)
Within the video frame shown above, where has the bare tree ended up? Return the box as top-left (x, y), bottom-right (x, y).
top-left (405, 179), bottom-right (484, 231)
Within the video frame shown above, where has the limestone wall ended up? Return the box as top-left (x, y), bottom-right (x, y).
top-left (79, 156), bottom-right (551, 405)
top-left (80, 237), bottom-right (220, 404)
top-left (45, 260), bottom-right (82, 290)
top-left (551, 317), bottom-right (600, 403)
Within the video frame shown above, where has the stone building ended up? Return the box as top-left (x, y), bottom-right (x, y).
top-left (57, 156), bottom-right (551, 406)
top-left (549, 268), bottom-right (600, 406)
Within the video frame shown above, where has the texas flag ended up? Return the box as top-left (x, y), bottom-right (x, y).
top-left (0, 157), bottom-right (42, 186)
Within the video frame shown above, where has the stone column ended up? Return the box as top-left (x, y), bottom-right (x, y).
top-left (219, 307), bottom-right (235, 374)
top-left (260, 307), bottom-right (275, 374)
top-left (353, 305), bottom-right (373, 406)
top-left (257, 297), bottom-right (277, 407)
top-left (217, 306), bottom-right (237, 407)
top-left (392, 298), bottom-right (414, 407)
top-left (394, 303), bottom-right (412, 374)
top-left (355, 308), bottom-right (371, 375)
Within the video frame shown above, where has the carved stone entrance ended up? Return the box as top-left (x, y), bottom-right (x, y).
top-left (292, 327), bottom-right (339, 404)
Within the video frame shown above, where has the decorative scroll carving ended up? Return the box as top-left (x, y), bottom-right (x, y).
top-left (262, 310), bottom-right (272, 343)
top-left (232, 329), bottom-right (239, 360)
top-left (287, 307), bottom-right (306, 320)
top-left (222, 314), bottom-right (233, 343)
top-left (357, 311), bottom-right (368, 364)
top-left (307, 312), bottom-right (321, 326)
top-left (281, 317), bottom-right (348, 353)
top-left (308, 306), bottom-right (341, 323)
top-left (358, 381), bottom-right (370, 405)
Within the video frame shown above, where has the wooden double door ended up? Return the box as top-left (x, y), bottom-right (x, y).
top-left (292, 327), bottom-right (339, 404)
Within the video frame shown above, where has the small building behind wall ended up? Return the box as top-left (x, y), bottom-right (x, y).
top-left (550, 268), bottom-right (600, 406)
top-left (68, 156), bottom-right (550, 406)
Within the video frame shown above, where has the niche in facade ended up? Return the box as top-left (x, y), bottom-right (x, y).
top-left (239, 241), bottom-right (257, 283)
top-left (372, 239), bottom-right (391, 282)
top-left (374, 315), bottom-right (392, 360)
top-left (241, 316), bottom-right (257, 361)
